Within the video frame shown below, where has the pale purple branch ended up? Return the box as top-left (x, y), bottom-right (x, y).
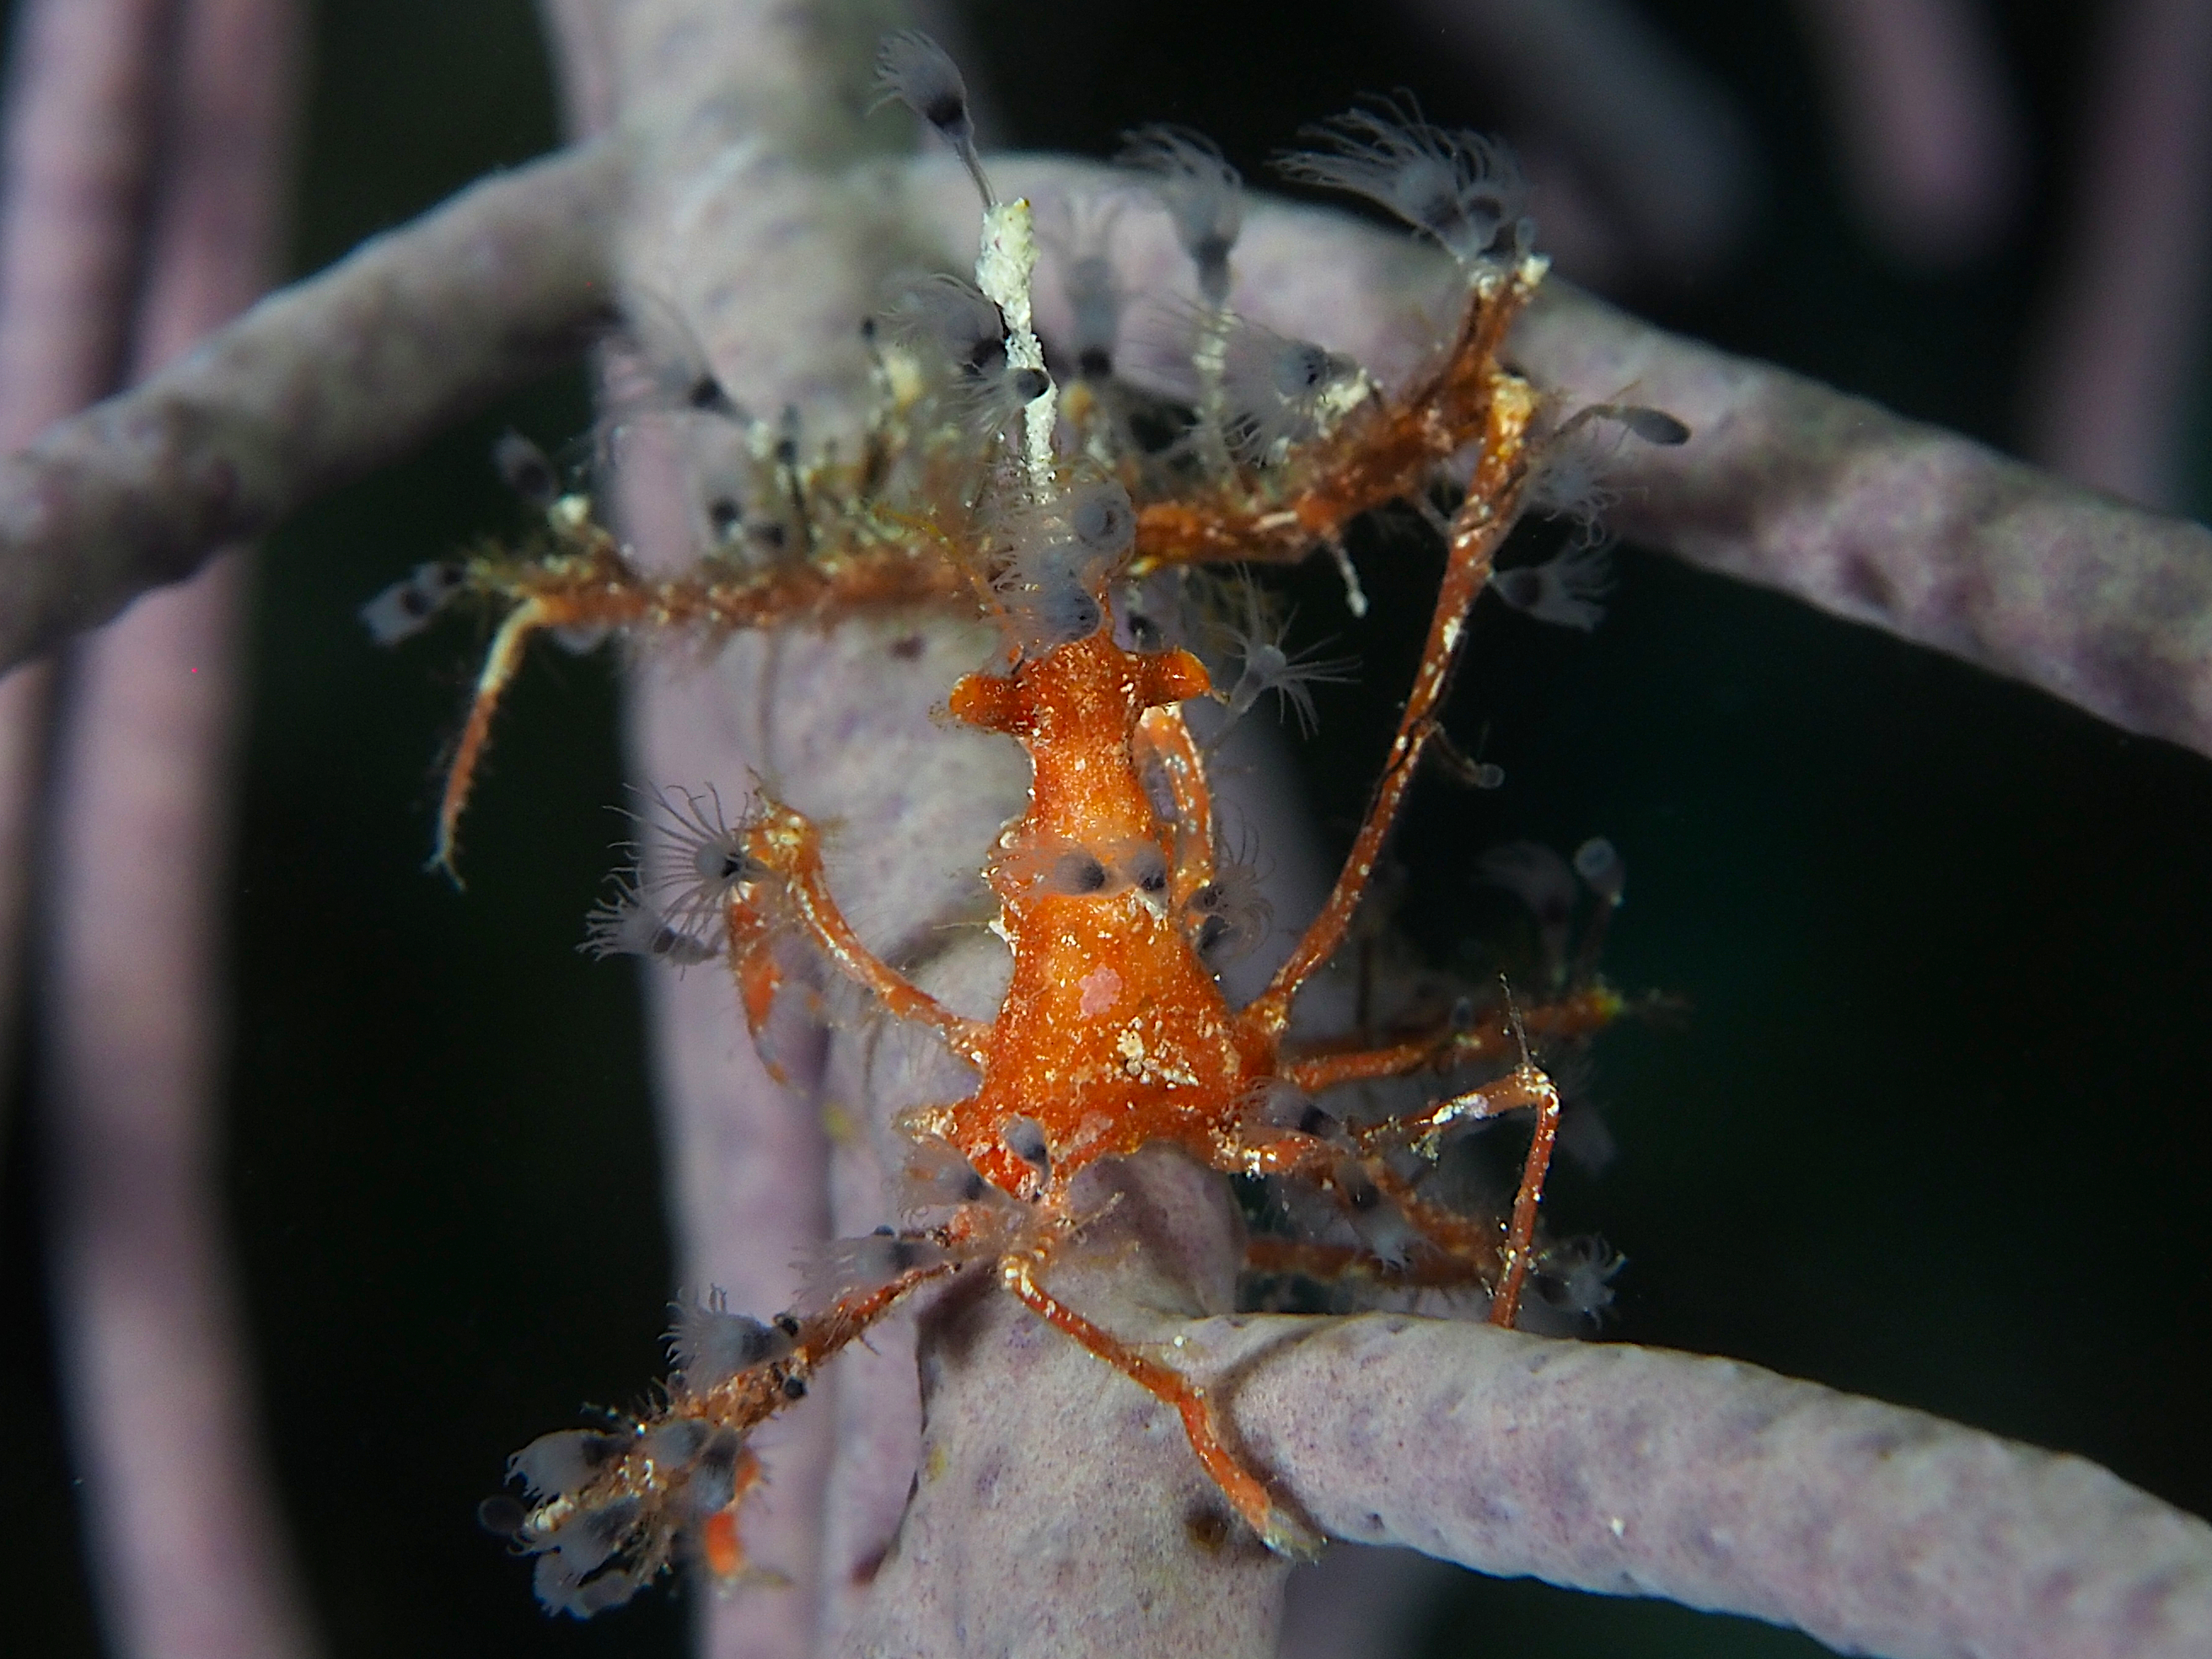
top-left (1204, 1313), bottom-right (2212, 1659)
top-left (1394, 0), bottom-right (1756, 283)
top-left (43, 2), bottom-right (318, 1657)
top-left (47, 555), bottom-right (311, 1659)
top-left (0, 0), bottom-right (172, 427)
top-left (0, 136), bottom-right (624, 675)
top-left (1791, 0), bottom-right (2023, 266)
top-left (0, 0), bottom-right (174, 1159)
top-left (1511, 281), bottom-right (2212, 761)
top-left (2021, 0), bottom-right (2212, 507)
top-left (534, 0), bottom-right (620, 141)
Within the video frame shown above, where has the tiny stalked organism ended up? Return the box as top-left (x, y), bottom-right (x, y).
top-left (370, 34), bottom-right (1683, 1613)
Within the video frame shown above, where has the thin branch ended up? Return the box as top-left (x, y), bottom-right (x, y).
top-left (1207, 1313), bottom-right (2212, 1659)
top-left (41, 3), bottom-right (318, 1659)
top-left (0, 0), bottom-right (175, 1168)
top-left (0, 0), bottom-right (171, 418)
top-left (1394, 0), bottom-right (1757, 282)
top-left (2021, 0), bottom-right (2212, 507)
top-left (1511, 280), bottom-right (2212, 761)
top-left (0, 135), bottom-right (625, 676)
top-left (1791, 0), bottom-right (2023, 266)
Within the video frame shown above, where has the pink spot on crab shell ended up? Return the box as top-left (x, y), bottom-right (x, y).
top-left (1078, 964), bottom-right (1122, 1016)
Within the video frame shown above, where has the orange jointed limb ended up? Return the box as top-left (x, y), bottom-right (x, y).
top-left (1136, 704), bottom-right (1216, 905)
top-left (1348, 1066), bottom-right (1561, 1161)
top-left (1242, 1232), bottom-right (1496, 1291)
top-left (744, 800), bottom-right (991, 1066)
top-left (1487, 1063), bottom-right (1562, 1329)
top-left (796, 1254), bottom-right (969, 1366)
top-left (1248, 375), bottom-right (1538, 1034)
top-left (997, 1249), bottom-right (1319, 1557)
top-left (429, 535), bottom-right (978, 883)
top-left (1281, 1029), bottom-right (1510, 1094)
top-left (1128, 264), bottom-right (1545, 577)
top-left (1280, 983), bottom-right (1623, 1093)
top-left (432, 593), bottom-right (555, 883)
top-left (1217, 1125), bottom-right (1343, 1179)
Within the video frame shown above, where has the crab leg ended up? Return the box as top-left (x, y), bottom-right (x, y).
top-left (746, 799), bottom-right (991, 1068)
top-left (1136, 703), bottom-right (1216, 905)
top-left (1480, 1062), bottom-right (1563, 1328)
top-left (1222, 1065), bottom-right (1565, 1325)
top-left (432, 593), bottom-right (554, 880)
top-left (1279, 983), bottom-right (1621, 1094)
top-left (997, 1248), bottom-right (1318, 1558)
top-left (1244, 373), bottom-right (1538, 1037)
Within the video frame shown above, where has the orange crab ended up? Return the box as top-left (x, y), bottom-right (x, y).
top-left (406, 35), bottom-right (1672, 1616)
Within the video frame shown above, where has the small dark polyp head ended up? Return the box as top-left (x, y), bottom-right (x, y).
top-left (493, 431), bottom-right (559, 507)
top-left (1049, 850), bottom-right (1111, 895)
top-left (877, 30), bottom-right (971, 137)
top-left (1003, 1116), bottom-right (1051, 1173)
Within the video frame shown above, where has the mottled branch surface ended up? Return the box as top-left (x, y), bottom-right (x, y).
top-left (1207, 1314), bottom-right (2212, 1659)
top-left (1514, 282), bottom-right (2212, 762)
top-left (0, 136), bottom-right (623, 672)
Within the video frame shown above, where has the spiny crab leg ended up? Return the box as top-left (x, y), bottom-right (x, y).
top-left (1476, 1061), bottom-right (1563, 1328)
top-left (1278, 984), bottom-right (1623, 1095)
top-left (432, 593), bottom-right (554, 881)
top-left (996, 1245), bottom-right (1320, 1559)
top-left (1245, 369), bottom-right (1538, 1037)
top-left (1136, 704), bottom-right (1216, 905)
top-left (744, 798), bottom-right (992, 1070)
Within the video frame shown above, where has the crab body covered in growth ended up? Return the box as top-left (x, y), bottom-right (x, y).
top-left (391, 34), bottom-right (1678, 1618)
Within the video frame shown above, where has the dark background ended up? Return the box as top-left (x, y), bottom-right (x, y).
top-left (3, 3), bottom-right (2208, 1657)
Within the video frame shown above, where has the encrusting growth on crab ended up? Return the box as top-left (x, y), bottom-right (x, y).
top-left (370, 30), bottom-right (1685, 1615)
